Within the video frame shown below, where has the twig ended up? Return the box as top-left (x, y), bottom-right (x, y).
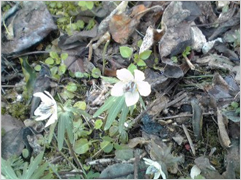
top-left (183, 55), bottom-right (195, 70)
top-left (156, 111), bottom-right (214, 120)
top-left (182, 124), bottom-right (195, 156)
top-left (65, 135), bottom-right (86, 178)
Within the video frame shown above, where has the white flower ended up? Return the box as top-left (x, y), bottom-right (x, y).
top-left (33, 91), bottom-right (57, 127)
top-left (190, 165), bottom-right (201, 179)
top-left (111, 68), bottom-right (151, 107)
top-left (143, 158), bottom-right (166, 179)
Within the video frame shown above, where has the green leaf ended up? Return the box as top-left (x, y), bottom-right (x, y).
top-left (100, 76), bottom-right (119, 84)
top-left (48, 121), bottom-right (57, 144)
top-left (34, 64), bottom-right (41, 71)
top-left (66, 82), bottom-right (77, 92)
top-left (119, 46), bottom-right (133, 58)
top-left (86, 19), bottom-right (95, 30)
top-left (76, 20), bottom-right (85, 29)
top-left (119, 131), bottom-right (128, 143)
top-left (119, 103), bottom-right (129, 134)
top-left (85, 1), bottom-right (94, 9)
top-left (58, 64), bottom-right (67, 75)
top-left (58, 113), bottom-right (66, 150)
top-left (139, 50), bottom-right (152, 60)
top-left (21, 151), bottom-right (45, 179)
top-left (94, 119), bottom-right (103, 129)
top-left (231, 101), bottom-right (239, 109)
top-left (100, 141), bottom-right (113, 153)
top-left (137, 59), bottom-right (146, 66)
top-left (137, 39), bottom-right (143, 47)
top-left (1, 158), bottom-right (18, 179)
top-left (74, 101), bottom-right (87, 110)
top-left (56, 2), bottom-right (62, 8)
top-left (50, 51), bottom-right (59, 59)
top-left (66, 113), bottom-right (74, 144)
top-left (109, 126), bottom-right (118, 137)
top-left (115, 149), bottom-right (134, 160)
top-left (75, 71), bottom-right (85, 78)
top-left (93, 96), bottom-right (118, 118)
top-left (127, 63), bottom-right (137, 74)
top-left (105, 96), bottom-right (125, 130)
top-left (50, 66), bottom-right (58, 76)
top-left (171, 56), bottom-right (178, 63)
top-left (22, 149), bottom-right (29, 159)
top-left (75, 72), bottom-right (89, 78)
top-left (19, 56), bottom-right (36, 98)
top-left (31, 162), bottom-right (49, 179)
top-left (78, 1), bottom-right (86, 7)
top-left (74, 138), bottom-right (90, 154)
top-left (45, 57), bottom-right (54, 65)
top-left (91, 68), bottom-right (101, 78)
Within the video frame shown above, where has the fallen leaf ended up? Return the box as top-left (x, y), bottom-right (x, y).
top-left (128, 137), bottom-right (149, 148)
top-left (139, 26), bottom-right (165, 54)
top-left (109, 4), bottom-right (147, 44)
top-left (217, 108), bottom-right (231, 148)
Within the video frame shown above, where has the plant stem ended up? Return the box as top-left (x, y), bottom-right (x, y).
top-left (65, 135), bottom-right (86, 178)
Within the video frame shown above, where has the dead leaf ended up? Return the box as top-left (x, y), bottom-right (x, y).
top-left (217, 108), bottom-right (231, 148)
top-left (2, 1), bottom-right (57, 55)
top-left (172, 133), bottom-right (184, 145)
top-left (128, 137), bottom-right (149, 148)
top-left (139, 26), bottom-right (165, 54)
top-left (109, 4), bottom-right (147, 44)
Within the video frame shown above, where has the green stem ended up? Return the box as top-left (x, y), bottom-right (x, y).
top-left (65, 135), bottom-right (86, 178)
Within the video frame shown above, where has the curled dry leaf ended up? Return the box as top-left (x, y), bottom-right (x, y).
top-left (217, 108), bottom-right (231, 148)
top-left (109, 4), bottom-right (147, 44)
top-left (128, 137), bottom-right (150, 148)
top-left (139, 26), bottom-right (165, 54)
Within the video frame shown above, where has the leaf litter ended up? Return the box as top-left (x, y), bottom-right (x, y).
top-left (1, 1), bottom-right (240, 179)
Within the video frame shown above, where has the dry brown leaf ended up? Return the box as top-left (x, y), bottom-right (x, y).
top-left (217, 108), bottom-right (231, 148)
top-left (127, 137), bottom-right (149, 148)
top-left (109, 4), bottom-right (147, 44)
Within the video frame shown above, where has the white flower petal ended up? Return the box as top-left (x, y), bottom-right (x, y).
top-left (136, 81), bottom-right (151, 96)
top-left (116, 68), bottom-right (134, 81)
top-left (190, 165), bottom-right (201, 179)
top-left (125, 91), bottom-right (139, 107)
top-left (134, 69), bottom-right (145, 81)
top-left (144, 158), bottom-right (154, 166)
top-left (111, 81), bottom-right (125, 96)
top-left (45, 111), bottom-right (57, 127)
top-left (153, 171), bottom-right (161, 179)
top-left (35, 112), bottom-right (52, 121)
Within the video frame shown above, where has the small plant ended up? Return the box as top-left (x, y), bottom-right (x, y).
top-left (41, 51), bottom-right (68, 80)
top-left (1, 152), bottom-right (53, 179)
top-left (93, 68), bottom-right (151, 132)
top-left (119, 46), bottom-right (152, 67)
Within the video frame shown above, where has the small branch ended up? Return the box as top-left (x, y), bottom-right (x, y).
top-left (65, 135), bottom-right (86, 178)
top-left (183, 55), bottom-right (195, 70)
top-left (182, 124), bottom-right (195, 156)
top-left (156, 111), bottom-right (214, 120)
